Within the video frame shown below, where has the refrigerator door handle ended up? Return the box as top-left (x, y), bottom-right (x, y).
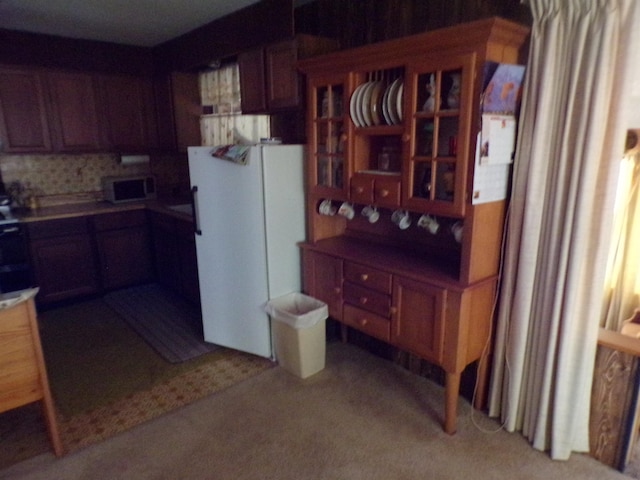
top-left (191, 185), bottom-right (202, 235)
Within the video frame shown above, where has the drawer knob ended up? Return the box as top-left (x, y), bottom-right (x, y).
top-left (359, 318), bottom-right (369, 327)
top-left (360, 273), bottom-right (369, 281)
top-left (379, 189), bottom-right (389, 197)
top-left (356, 187), bottom-right (364, 194)
top-left (334, 287), bottom-right (341, 294)
top-left (359, 296), bottom-right (368, 305)
top-left (390, 306), bottom-right (398, 315)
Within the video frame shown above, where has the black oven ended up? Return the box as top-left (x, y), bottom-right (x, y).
top-left (0, 222), bottom-right (32, 293)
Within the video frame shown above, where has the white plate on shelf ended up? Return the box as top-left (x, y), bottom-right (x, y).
top-left (381, 82), bottom-right (393, 125)
top-left (387, 78), bottom-right (402, 125)
top-left (349, 84), bottom-right (364, 127)
top-left (369, 81), bottom-right (385, 126)
top-left (396, 83), bottom-right (404, 122)
top-left (360, 81), bottom-right (375, 127)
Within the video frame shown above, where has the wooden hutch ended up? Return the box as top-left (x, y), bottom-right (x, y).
top-left (298, 17), bottom-right (529, 434)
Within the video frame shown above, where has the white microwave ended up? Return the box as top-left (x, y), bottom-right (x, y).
top-left (102, 175), bottom-right (157, 203)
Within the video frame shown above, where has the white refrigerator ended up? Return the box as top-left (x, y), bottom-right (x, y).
top-left (187, 145), bottom-right (306, 359)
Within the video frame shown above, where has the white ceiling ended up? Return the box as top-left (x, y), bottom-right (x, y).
top-left (0, 0), bottom-right (265, 47)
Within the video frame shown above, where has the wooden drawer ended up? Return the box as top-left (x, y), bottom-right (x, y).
top-left (374, 176), bottom-right (401, 208)
top-left (93, 209), bottom-right (147, 231)
top-left (343, 282), bottom-right (391, 318)
top-left (350, 175), bottom-right (374, 204)
top-left (0, 305), bottom-right (41, 410)
top-left (27, 216), bottom-right (89, 239)
top-left (343, 304), bottom-right (390, 342)
top-left (344, 262), bottom-right (392, 294)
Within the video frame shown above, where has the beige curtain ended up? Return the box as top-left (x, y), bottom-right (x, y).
top-left (488, 0), bottom-right (640, 460)
top-left (601, 152), bottom-right (640, 330)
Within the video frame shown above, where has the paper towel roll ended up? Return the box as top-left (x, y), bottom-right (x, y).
top-left (120, 154), bottom-right (150, 166)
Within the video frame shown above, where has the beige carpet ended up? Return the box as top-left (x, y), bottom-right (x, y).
top-left (0, 342), bottom-right (629, 480)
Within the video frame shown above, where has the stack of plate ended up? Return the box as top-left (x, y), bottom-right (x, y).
top-left (350, 78), bottom-right (404, 127)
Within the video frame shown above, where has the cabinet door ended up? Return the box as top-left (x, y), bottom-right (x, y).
top-left (391, 276), bottom-right (446, 364)
top-left (96, 226), bottom-right (153, 290)
top-left (46, 71), bottom-right (104, 152)
top-left (265, 40), bottom-right (299, 110)
top-left (176, 218), bottom-right (200, 305)
top-left (154, 72), bottom-right (201, 152)
top-left (99, 74), bottom-right (157, 152)
top-left (0, 67), bottom-right (51, 153)
top-left (94, 211), bottom-right (153, 290)
top-left (303, 250), bottom-right (343, 319)
top-left (307, 74), bottom-right (349, 199)
top-left (29, 234), bottom-right (99, 304)
top-left (238, 48), bottom-right (267, 114)
top-left (149, 211), bottom-right (180, 291)
top-left (404, 54), bottom-right (476, 216)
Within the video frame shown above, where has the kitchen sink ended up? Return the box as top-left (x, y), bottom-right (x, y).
top-left (167, 204), bottom-right (192, 216)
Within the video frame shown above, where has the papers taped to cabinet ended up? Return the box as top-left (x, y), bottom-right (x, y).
top-left (472, 131), bottom-right (511, 205)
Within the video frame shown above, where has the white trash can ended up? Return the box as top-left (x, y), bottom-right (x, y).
top-left (265, 293), bottom-right (328, 379)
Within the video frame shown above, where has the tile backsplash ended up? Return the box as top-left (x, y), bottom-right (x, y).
top-left (0, 153), bottom-right (189, 207)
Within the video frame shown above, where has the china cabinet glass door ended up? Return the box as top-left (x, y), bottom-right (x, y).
top-left (404, 55), bottom-right (475, 217)
top-left (309, 75), bottom-right (348, 198)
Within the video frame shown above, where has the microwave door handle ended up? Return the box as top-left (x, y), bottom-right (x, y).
top-left (191, 186), bottom-right (202, 235)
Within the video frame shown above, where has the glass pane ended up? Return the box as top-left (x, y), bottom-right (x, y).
top-left (317, 122), bottom-right (328, 154)
top-left (434, 162), bottom-right (455, 201)
top-left (318, 156), bottom-right (331, 187)
top-left (332, 157), bottom-right (344, 188)
top-left (417, 72), bottom-right (439, 113)
top-left (413, 162), bottom-right (432, 199)
top-left (317, 86), bottom-right (329, 118)
top-left (415, 119), bottom-right (435, 157)
top-left (437, 117), bottom-right (459, 157)
top-left (330, 85), bottom-right (344, 118)
top-left (441, 69), bottom-right (462, 110)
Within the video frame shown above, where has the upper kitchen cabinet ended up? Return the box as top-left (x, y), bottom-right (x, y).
top-left (0, 66), bottom-right (159, 154)
top-left (46, 71), bottom-right (105, 152)
top-left (238, 35), bottom-right (338, 114)
top-left (0, 67), bottom-right (51, 153)
top-left (98, 74), bottom-right (158, 152)
top-left (154, 72), bottom-right (201, 152)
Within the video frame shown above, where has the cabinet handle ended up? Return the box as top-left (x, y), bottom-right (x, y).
top-left (340, 133), bottom-right (348, 142)
top-left (359, 318), bottom-right (369, 327)
top-left (402, 133), bottom-right (411, 143)
top-left (334, 287), bottom-right (342, 294)
top-left (390, 306), bottom-right (398, 316)
top-left (359, 296), bottom-right (368, 305)
top-left (360, 273), bottom-right (369, 281)
top-left (379, 189), bottom-right (389, 197)
top-left (356, 187), bottom-right (364, 194)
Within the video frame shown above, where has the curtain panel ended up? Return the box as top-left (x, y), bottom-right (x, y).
top-left (488, 0), bottom-right (640, 460)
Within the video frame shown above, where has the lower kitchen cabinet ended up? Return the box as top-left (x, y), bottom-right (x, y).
top-left (301, 239), bottom-right (497, 435)
top-left (302, 250), bottom-right (342, 319)
top-left (93, 210), bottom-right (153, 290)
top-left (149, 211), bottom-right (199, 304)
top-left (27, 217), bottom-right (100, 304)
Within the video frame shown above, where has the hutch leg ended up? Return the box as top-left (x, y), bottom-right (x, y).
top-left (444, 371), bottom-right (461, 435)
top-left (41, 396), bottom-right (63, 456)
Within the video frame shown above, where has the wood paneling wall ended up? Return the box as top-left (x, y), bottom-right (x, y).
top-left (0, 29), bottom-right (154, 76)
top-left (295, 0), bottom-right (532, 49)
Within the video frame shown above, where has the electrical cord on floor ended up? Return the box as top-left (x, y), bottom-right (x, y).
top-left (470, 202), bottom-right (512, 434)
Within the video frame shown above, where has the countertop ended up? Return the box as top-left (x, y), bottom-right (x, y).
top-left (15, 198), bottom-right (193, 223)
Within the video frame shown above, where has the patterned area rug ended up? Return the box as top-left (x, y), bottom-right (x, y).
top-left (104, 283), bottom-right (218, 363)
top-left (0, 348), bottom-right (274, 469)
